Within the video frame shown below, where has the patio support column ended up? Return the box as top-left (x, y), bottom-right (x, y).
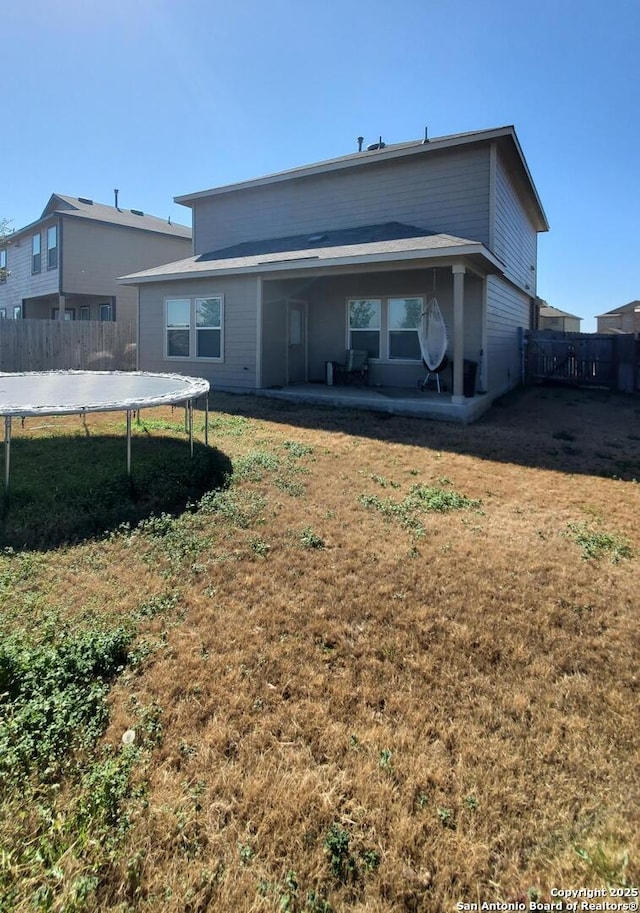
top-left (58, 294), bottom-right (66, 320)
top-left (256, 277), bottom-right (263, 389)
top-left (452, 265), bottom-right (466, 403)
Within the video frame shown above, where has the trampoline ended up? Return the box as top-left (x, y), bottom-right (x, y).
top-left (0, 370), bottom-right (211, 491)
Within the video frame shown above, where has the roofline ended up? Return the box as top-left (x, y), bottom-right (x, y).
top-left (1, 209), bottom-right (190, 244)
top-left (119, 242), bottom-right (504, 285)
top-left (175, 125), bottom-right (548, 232)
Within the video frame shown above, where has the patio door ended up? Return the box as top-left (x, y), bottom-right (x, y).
top-left (287, 299), bottom-right (308, 384)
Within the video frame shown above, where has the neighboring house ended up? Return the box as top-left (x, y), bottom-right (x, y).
top-left (537, 300), bottom-right (582, 332)
top-left (121, 125), bottom-right (549, 418)
top-left (596, 300), bottom-right (640, 335)
top-left (0, 195), bottom-right (191, 325)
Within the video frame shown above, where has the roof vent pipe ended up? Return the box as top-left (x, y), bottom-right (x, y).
top-left (114, 188), bottom-right (119, 209)
top-left (357, 136), bottom-right (364, 152)
top-left (423, 126), bottom-right (429, 144)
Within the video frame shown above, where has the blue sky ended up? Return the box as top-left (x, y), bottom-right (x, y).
top-left (3, 0), bottom-right (639, 330)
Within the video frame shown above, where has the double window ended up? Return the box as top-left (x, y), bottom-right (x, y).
top-left (47, 225), bottom-right (58, 270)
top-left (32, 234), bottom-right (41, 274)
top-left (348, 296), bottom-right (423, 361)
top-left (165, 296), bottom-right (223, 360)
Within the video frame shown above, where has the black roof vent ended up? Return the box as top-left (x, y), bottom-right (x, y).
top-left (366, 136), bottom-right (386, 152)
top-left (307, 233), bottom-right (327, 243)
top-left (130, 209), bottom-right (144, 216)
top-left (78, 197), bottom-right (94, 205)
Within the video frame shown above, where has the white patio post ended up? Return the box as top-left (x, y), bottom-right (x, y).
top-left (452, 265), bottom-right (466, 403)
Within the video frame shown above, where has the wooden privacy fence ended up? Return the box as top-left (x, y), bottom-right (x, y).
top-left (524, 330), bottom-right (640, 393)
top-left (0, 319), bottom-right (136, 372)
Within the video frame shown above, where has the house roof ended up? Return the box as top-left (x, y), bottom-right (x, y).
top-left (596, 300), bottom-right (640, 318)
top-left (119, 221), bottom-right (503, 284)
top-left (175, 125), bottom-right (549, 233)
top-left (3, 194), bottom-right (191, 243)
top-left (538, 304), bottom-right (582, 321)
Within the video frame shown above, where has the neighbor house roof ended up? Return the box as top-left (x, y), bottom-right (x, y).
top-left (3, 194), bottom-right (191, 243)
top-left (595, 300), bottom-right (640, 318)
top-left (175, 125), bottom-right (549, 233)
top-left (119, 221), bottom-right (503, 284)
top-left (538, 303), bottom-right (582, 321)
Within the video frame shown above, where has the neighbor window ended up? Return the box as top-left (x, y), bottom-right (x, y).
top-left (0, 308), bottom-right (6, 319)
top-left (13, 305), bottom-right (22, 319)
top-left (348, 299), bottom-right (380, 358)
top-left (80, 305), bottom-right (90, 320)
top-left (32, 234), bottom-right (41, 274)
top-left (47, 225), bottom-right (58, 269)
top-left (388, 297), bottom-right (423, 360)
top-left (0, 248), bottom-right (6, 282)
top-left (52, 308), bottom-right (75, 321)
top-left (165, 296), bottom-right (224, 360)
top-left (99, 303), bottom-right (113, 322)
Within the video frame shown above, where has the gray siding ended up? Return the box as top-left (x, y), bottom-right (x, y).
top-left (0, 218), bottom-right (59, 315)
top-left (62, 219), bottom-right (191, 325)
top-left (138, 276), bottom-right (258, 389)
top-left (192, 147), bottom-right (491, 254)
top-left (493, 150), bottom-right (538, 292)
top-left (485, 275), bottom-right (530, 395)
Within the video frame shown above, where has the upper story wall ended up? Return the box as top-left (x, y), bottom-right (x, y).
top-left (191, 145), bottom-right (492, 255)
top-left (0, 217), bottom-right (60, 313)
top-left (493, 146), bottom-right (538, 294)
top-left (62, 218), bottom-right (192, 298)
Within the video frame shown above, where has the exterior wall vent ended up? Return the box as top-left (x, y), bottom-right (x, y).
top-left (130, 209), bottom-right (144, 216)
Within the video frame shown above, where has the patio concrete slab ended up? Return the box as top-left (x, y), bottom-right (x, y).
top-left (254, 384), bottom-right (491, 423)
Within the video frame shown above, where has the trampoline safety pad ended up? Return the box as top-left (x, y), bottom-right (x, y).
top-left (0, 370), bottom-right (211, 491)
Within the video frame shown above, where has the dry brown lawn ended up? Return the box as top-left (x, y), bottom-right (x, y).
top-left (3, 385), bottom-right (639, 911)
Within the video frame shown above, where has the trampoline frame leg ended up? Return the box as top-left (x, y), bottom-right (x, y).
top-left (4, 416), bottom-right (11, 494)
top-left (126, 411), bottom-right (132, 477)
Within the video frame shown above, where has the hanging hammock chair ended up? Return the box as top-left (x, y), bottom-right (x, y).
top-left (418, 296), bottom-right (449, 371)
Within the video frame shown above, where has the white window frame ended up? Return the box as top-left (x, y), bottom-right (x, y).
top-left (13, 305), bottom-right (22, 320)
top-left (47, 225), bottom-right (58, 270)
top-left (388, 296), bottom-right (424, 361)
top-left (0, 248), bottom-right (7, 283)
top-left (164, 295), bottom-right (224, 362)
top-left (80, 305), bottom-right (91, 320)
top-left (346, 295), bottom-right (425, 363)
top-left (32, 234), bottom-right (41, 274)
top-left (347, 298), bottom-right (381, 359)
top-left (99, 303), bottom-right (113, 322)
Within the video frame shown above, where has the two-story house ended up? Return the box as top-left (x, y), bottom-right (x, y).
top-left (0, 195), bottom-right (191, 326)
top-left (121, 125), bottom-right (549, 421)
top-left (537, 300), bottom-right (582, 332)
top-left (596, 301), bottom-right (640, 335)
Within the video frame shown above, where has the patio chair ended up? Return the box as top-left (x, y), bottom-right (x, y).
top-left (333, 349), bottom-right (369, 386)
top-left (419, 354), bottom-right (449, 393)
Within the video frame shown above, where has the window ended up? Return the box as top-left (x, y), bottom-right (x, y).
top-left (388, 297), bottom-right (423, 360)
top-left (0, 308), bottom-right (6, 319)
top-left (47, 225), bottom-right (58, 269)
top-left (165, 296), bottom-right (223, 360)
top-left (347, 295), bottom-right (425, 361)
top-left (195, 297), bottom-right (222, 358)
top-left (348, 299), bottom-right (380, 358)
top-left (13, 305), bottom-right (22, 320)
top-left (52, 308), bottom-right (75, 321)
top-left (0, 249), bottom-right (6, 283)
top-left (32, 234), bottom-right (41, 274)
top-left (80, 306), bottom-right (91, 320)
top-left (99, 303), bottom-right (113, 322)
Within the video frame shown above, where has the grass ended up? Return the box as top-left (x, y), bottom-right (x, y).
top-left (0, 387), bottom-right (638, 911)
